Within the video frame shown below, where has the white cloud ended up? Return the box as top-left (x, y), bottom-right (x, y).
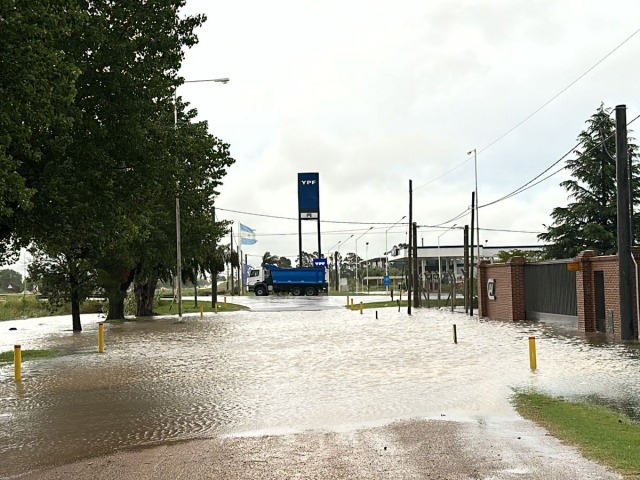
top-left (179, 0), bottom-right (640, 264)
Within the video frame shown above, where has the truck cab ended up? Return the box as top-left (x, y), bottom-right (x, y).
top-left (246, 268), bottom-right (263, 292)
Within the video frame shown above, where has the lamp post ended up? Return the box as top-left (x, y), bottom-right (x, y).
top-left (355, 227), bottom-right (373, 293)
top-left (385, 216), bottom-right (407, 292)
top-left (328, 234), bottom-right (354, 292)
top-left (467, 148), bottom-right (480, 262)
top-left (437, 224), bottom-right (457, 307)
top-left (174, 77), bottom-right (229, 320)
top-left (365, 241), bottom-right (369, 293)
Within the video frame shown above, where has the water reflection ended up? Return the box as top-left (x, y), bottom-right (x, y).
top-left (3, 306), bottom-right (640, 476)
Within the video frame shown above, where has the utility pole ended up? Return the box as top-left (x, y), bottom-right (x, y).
top-left (470, 192), bottom-right (475, 317)
top-left (464, 225), bottom-right (469, 313)
top-left (413, 222), bottom-right (419, 308)
top-left (408, 180), bottom-right (413, 315)
top-left (230, 227), bottom-right (234, 296)
top-left (616, 104), bottom-right (633, 339)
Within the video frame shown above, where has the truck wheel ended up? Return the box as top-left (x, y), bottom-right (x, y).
top-left (304, 286), bottom-right (317, 296)
top-left (291, 286), bottom-right (303, 296)
top-left (254, 285), bottom-right (268, 296)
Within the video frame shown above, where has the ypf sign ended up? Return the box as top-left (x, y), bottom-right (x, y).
top-left (298, 172), bottom-right (319, 220)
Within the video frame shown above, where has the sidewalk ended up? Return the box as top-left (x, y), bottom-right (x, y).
top-left (16, 419), bottom-right (619, 479)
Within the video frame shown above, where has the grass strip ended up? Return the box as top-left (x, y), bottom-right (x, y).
top-left (153, 299), bottom-right (248, 315)
top-left (513, 391), bottom-right (640, 478)
top-left (0, 349), bottom-right (59, 364)
top-left (0, 295), bottom-right (104, 321)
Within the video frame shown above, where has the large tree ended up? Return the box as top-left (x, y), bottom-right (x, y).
top-left (0, 1), bottom-right (80, 257)
top-left (18, 0), bottom-right (234, 327)
top-left (539, 105), bottom-right (639, 259)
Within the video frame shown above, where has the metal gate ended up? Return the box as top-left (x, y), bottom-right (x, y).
top-left (524, 261), bottom-right (577, 324)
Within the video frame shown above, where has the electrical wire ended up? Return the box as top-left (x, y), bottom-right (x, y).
top-left (481, 112), bottom-right (640, 209)
top-left (414, 25), bottom-right (640, 191)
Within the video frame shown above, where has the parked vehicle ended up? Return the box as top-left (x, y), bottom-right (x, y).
top-left (252, 263), bottom-right (328, 296)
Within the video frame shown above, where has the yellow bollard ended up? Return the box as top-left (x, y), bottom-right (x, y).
top-left (453, 324), bottom-right (457, 344)
top-left (360, 301), bottom-right (363, 314)
top-left (200, 304), bottom-right (204, 320)
top-left (350, 298), bottom-right (354, 311)
top-left (215, 302), bottom-right (218, 314)
top-left (14, 345), bottom-right (21, 383)
top-left (98, 322), bottom-right (104, 353)
top-left (528, 336), bottom-right (537, 370)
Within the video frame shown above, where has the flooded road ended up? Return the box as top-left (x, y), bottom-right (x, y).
top-left (1, 298), bottom-right (639, 476)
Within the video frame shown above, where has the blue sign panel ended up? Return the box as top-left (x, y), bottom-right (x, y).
top-left (313, 258), bottom-right (327, 267)
top-left (383, 275), bottom-right (390, 287)
top-left (298, 172), bottom-right (320, 216)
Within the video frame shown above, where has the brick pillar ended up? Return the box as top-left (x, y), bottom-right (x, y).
top-left (576, 250), bottom-right (596, 332)
top-left (478, 260), bottom-right (490, 318)
top-left (508, 256), bottom-right (526, 321)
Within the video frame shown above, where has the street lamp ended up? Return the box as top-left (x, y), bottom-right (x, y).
top-left (437, 224), bottom-right (457, 306)
top-left (355, 227), bottom-right (373, 293)
top-left (336, 234), bottom-right (354, 291)
top-left (174, 77), bottom-right (229, 320)
top-left (467, 148), bottom-right (480, 262)
top-left (365, 241), bottom-right (369, 293)
top-left (385, 215), bottom-right (407, 292)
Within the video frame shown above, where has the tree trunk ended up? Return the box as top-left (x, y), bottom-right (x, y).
top-left (107, 295), bottom-right (125, 320)
top-left (194, 281), bottom-right (198, 307)
top-left (134, 277), bottom-right (157, 317)
top-left (106, 270), bottom-right (136, 320)
top-left (212, 274), bottom-right (218, 306)
top-left (71, 291), bottom-right (82, 331)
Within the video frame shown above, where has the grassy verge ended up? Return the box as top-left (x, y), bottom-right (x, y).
top-left (345, 298), bottom-right (465, 310)
top-left (0, 349), bottom-right (59, 364)
top-left (154, 299), bottom-right (248, 315)
top-left (513, 391), bottom-right (640, 478)
top-left (0, 295), bottom-right (104, 321)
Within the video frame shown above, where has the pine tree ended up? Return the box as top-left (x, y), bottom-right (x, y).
top-left (538, 104), bottom-right (638, 258)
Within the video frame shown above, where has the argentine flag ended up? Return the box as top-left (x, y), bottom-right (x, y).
top-left (239, 223), bottom-right (257, 245)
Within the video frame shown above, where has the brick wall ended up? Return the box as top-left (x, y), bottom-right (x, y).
top-left (477, 257), bottom-right (526, 321)
top-left (575, 248), bottom-right (640, 340)
top-left (478, 250), bottom-right (640, 339)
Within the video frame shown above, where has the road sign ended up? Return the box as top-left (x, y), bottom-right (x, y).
top-left (566, 262), bottom-right (581, 272)
top-left (313, 258), bottom-right (328, 267)
top-left (383, 275), bottom-right (390, 287)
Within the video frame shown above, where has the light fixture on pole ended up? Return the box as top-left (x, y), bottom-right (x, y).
top-left (385, 215), bottom-right (407, 292)
top-left (174, 77), bottom-right (229, 320)
top-left (467, 148), bottom-right (480, 262)
top-left (437, 224), bottom-right (457, 306)
top-left (355, 227), bottom-right (373, 293)
top-left (333, 234), bottom-right (354, 292)
top-left (365, 241), bottom-right (369, 293)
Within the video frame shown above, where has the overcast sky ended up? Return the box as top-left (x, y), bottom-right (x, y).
top-left (177, 0), bottom-right (640, 267)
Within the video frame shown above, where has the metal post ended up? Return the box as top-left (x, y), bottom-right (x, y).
top-left (470, 192), bottom-right (475, 317)
top-left (616, 105), bottom-right (633, 340)
top-left (464, 225), bottom-right (469, 313)
top-left (413, 222), bottom-right (419, 307)
top-left (408, 180), bottom-right (413, 316)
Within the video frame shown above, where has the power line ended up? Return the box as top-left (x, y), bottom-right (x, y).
top-left (481, 112), bottom-right (640, 209)
top-left (216, 207), bottom-right (408, 226)
top-left (414, 25), bottom-right (640, 191)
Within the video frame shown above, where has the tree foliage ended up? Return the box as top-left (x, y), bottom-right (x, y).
top-left (3, 1), bottom-right (235, 327)
top-left (494, 249), bottom-right (544, 263)
top-left (539, 105), bottom-right (639, 259)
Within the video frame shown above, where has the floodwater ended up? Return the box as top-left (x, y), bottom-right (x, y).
top-left (1, 295), bottom-right (640, 476)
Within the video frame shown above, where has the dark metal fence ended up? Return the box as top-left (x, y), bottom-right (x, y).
top-left (524, 261), bottom-right (577, 318)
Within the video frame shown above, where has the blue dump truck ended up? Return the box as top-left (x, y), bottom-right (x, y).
top-left (253, 263), bottom-right (328, 296)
